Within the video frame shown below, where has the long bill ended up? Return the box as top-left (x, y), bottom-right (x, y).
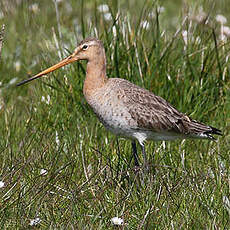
top-left (17, 54), bottom-right (78, 86)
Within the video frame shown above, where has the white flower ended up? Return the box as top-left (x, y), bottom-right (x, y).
top-left (216, 14), bottom-right (227, 24)
top-left (223, 26), bottom-right (230, 37)
top-left (0, 181), bottom-right (5, 188)
top-left (97, 4), bottom-right (109, 13)
top-left (41, 95), bottom-right (50, 105)
top-left (140, 20), bottom-right (150, 30)
top-left (182, 30), bottom-right (188, 45)
top-left (97, 4), bottom-right (112, 20)
top-left (111, 217), bottom-right (124, 225)
top-left (29, 217), bottom-right (41, 226)
top-left (40, 169), bottom-right (48, 176)
top-left (14, 60), bottom-right (21, 72)
top-left (104, 12), bottom-right (112, 21)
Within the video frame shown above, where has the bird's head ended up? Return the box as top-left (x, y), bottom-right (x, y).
top-left (74, 38), bottom-right (105, 62)
top-left (17, 37), bottom-right (105, 86)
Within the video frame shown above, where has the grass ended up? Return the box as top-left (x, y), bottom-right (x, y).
top-left (0, 0), bottom-right (230, 229)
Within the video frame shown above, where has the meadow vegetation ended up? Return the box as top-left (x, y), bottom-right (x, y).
top-left (0, 0), bottom-right (229, 229)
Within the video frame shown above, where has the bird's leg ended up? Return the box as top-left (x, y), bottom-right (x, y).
top-left (131, 141), bottom-right (139, 167)
top-left (140, 143), bottom-right (148, 170)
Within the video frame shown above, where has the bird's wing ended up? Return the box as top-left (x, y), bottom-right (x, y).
top-left (115, 79), bottom-right (220, 138)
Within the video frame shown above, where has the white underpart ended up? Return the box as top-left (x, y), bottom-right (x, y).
top-left (133, 130), bottom-right (189, 144)
top-left (133, 132), bottom-right (147, 146)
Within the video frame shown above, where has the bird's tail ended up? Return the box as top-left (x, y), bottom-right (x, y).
top-left (187, 120), bottom-right (222, 140)
top-left (203, 126), bottom-right (222, 140)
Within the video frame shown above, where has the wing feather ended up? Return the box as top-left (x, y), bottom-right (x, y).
top-left (112, 78), bottom-right (221, 138)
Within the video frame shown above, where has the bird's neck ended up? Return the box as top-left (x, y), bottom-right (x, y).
top-left (83, 57), bottom-right (108, 98)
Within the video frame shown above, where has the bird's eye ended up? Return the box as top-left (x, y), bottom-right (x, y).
top-left (82, 45), bottom-right (88, 50)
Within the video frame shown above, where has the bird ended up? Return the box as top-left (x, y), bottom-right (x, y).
top-left (17, 37), bottom-right (222, 167)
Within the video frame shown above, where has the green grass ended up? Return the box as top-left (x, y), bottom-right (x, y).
top-left (0, 0), bottom-right (230, 229)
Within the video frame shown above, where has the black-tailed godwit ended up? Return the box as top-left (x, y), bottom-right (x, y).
top-left (17, 38), bottom-right (222, 166)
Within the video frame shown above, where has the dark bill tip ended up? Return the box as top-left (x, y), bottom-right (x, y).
top-left (16, 75), bottom-right (44, 86)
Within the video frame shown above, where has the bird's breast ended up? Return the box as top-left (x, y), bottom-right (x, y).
top-left (84, 84), bottom-right (138, 137)
top-left (83, 80), bottom-right (192, 143)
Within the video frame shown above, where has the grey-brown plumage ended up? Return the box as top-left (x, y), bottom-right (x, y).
top-left (85, 77), bottom-right (221, 145)
top-left (115, 79), bottom-right (220, 140)
top-left (17, 37), bottom-right (222, 166)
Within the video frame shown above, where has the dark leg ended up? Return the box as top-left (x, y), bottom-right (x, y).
top-left (131, 141), bottom-right (139, 167)
top-left (140, 143), bottom-right (148, 170)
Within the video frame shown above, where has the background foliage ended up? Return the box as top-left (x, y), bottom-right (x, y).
top-left (0, 0), bottom-right (229, 229)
